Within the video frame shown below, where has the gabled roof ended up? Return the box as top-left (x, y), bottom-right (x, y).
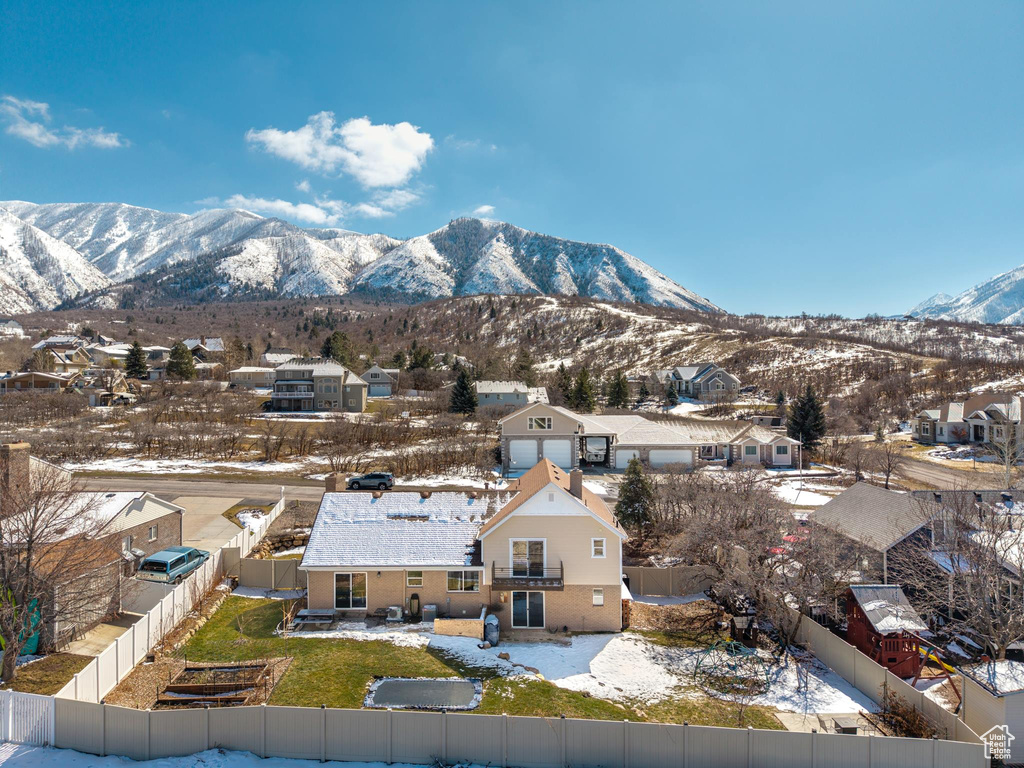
top-left (477, 459), bottom-right (624, 539)
top-left (812, 482), bottom-right (932, 552)
top-left (961, 661), bottom-right (1024, 697)
top-left (475, 380), bottom-right (529, 394)
top-left (847, 584), bottom-right (927, 634)
top-left (32, 335), bottom-right (83, 350)
top-left (183, 337), bottom-right (225, 352)
top-left (301, 491), bottom-right (512, 568)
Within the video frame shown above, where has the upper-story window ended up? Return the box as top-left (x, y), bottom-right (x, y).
top-left (592, 538), bottom-right (606, 558)
top-left (528, 417), bottom-right (552, 430)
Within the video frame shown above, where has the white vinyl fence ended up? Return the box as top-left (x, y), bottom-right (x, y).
top-left (50, 701), bottom-right (987, 768)
top-left (54, 494), bottom-right (286, 705)
top-left (0, 690), bottom-right (54, 746)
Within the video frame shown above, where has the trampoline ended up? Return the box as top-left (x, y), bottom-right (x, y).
top-left (363, 677), bottom-right (483, 710)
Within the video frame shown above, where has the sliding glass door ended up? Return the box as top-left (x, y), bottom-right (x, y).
top-left (335, 572), bottom-right (367, 609)
top-left (511, 591), bottom-right (545, 628)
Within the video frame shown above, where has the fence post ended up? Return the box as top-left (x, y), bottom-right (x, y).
top-left (387, 708), bottom-right (393, 765)
top-left (669, 567), bottom-right (674, 596)
top-left (94, 662), bottom-right (101, 703)
top-left (100, 702), bottom-right (106, 757)
top-left (260, 703), bottom-right (266, 758)
top-left (560, 714), bottom-right (566, 768)
top-left (320, 704), bottom-right (326, 763)
top-left (868, 733), bottom-right (874, 768)
top-left (204, 703), bottom-right (210, 750)
top-left (683, 722), bottom-right (689, 768)
top-left (114, 637), bottom-right (120, 682)
top-left (73, 672), bottom-right (78, 700)
top-left (131, 624), bottom-right (137, 668)
top-left (931, 736), bottom-right (937, 768)
top-left (639, 569), bottom-right (644, 595)
top-left (1, 690), bottom-right (8, 743)
top-left (623, 720), bottom-right (630, 768)
top-left (811, 729), bottom-right (816, 768)
top-left (441, 709), bottom-right (447, 763)
top-left (747, 726), bottom-right (753, 768)
top-left (146, 708), bottom-right (151, 760)
top-left (502, 713), bottom-right (508, 768)
top-left (49, 692), bottom-right (56, 746)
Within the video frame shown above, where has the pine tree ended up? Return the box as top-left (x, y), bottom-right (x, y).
top-left (615, 458), bottom-right (655, 535)
top-left (637, 380), bottom-right (650, 404)
top-left (166, 341), bottom-right (197, 380)
top-left (320, 331), bottom-right (354, 367)
top-left (391, 350), bottom-right (407, 370)
top-left (787, 383), bottom-right (827, 451)
top-left (409, 346), bottom-right (434, 370)
top-left (449, 369), bottom-right (477, 415)
top-left (513, 349), bottom-right (538, 387)
top-left (606, 370), bottom-right (630, 409)
top-left (569, 368), bottom-right (597, 413)
top-left (775, 390), bottom-right (787, 415)
top-left (125, 340), bottom-right (148, 380)
top-left (665, 386), bottom-right (679, 407)
top-left (555, 362), bottom-right (573, 405)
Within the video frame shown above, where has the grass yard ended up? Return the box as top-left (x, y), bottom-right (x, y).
top-left (3, 653), bottom-right (93, 695)
top-left (180, 597), bottom-right (782, 729)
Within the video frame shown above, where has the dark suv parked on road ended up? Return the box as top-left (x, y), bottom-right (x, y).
top-left (347, 472), bottom-right (394, 490)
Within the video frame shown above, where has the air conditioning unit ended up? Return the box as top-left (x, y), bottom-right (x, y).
top-left (386, 606), bottom-right (403, 622)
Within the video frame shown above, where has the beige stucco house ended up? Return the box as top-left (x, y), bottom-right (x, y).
top-left (301, 460), bottom-right (627, 632)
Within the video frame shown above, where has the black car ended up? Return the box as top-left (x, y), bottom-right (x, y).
top-left (347, 472), bottom-right (394, 491)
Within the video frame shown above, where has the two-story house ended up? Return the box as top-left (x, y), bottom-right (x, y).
top-left (359, 364), bottom-right (401, 397)
top-left (228, 366), bottom-right (276, 389)
top-left (271, 357), bottom-right (367, 413)
top-left (912, 393), bottom-right (1022, 451)
top-left (301, 460), bottom-right (627, 632)
top-left (651, 363), bottom-right (741, 401)
top-left (475, 380), bottom-right (531, 408)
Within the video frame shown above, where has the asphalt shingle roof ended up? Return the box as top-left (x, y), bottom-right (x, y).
top-left (812, 482), bottom-right (932, 552)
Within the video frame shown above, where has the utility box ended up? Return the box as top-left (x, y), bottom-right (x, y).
top-left (422, 604), bottom-right (438, 623)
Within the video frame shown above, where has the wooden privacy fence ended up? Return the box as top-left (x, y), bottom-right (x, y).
top-left (54, 495), bottom-right (286, 705)
top-left (622, 566), bottom-right (713, 597)
top-left (52, 699), bottom-right (987, 768)
top-left (237, 556), bottom-right (303, 590)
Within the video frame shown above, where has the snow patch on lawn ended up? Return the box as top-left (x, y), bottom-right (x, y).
top-left (232, 586), bottom-right (306, 600)
top-left (63, 456), bottom-right (329, 475)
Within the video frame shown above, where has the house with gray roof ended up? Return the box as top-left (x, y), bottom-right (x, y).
top-left (912, 393), bottom-right (1022, 452)
top-left (474, 380), bottom-right (531, 408)
top-left (183, 336), bottom-right (225, 359)
top-left (272, 357), bottom-right (367, 413)
top-left (359, 364), bottom-right (401, 397)
top-left (651, 363), bottom-right (741, 401)
top-left (497, 402), bottom-right (800, 472)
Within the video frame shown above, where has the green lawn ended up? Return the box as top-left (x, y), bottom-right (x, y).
top-left (3, 653), bottom-right (93, 695)
top-left (180, 597), bottom-right (782, 728)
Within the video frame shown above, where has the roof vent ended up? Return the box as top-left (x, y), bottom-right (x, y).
top-left (468, 491), bottom-right (478, 500)
top-left (420, 491), bottom-right (432, 500)
top-left (372, 491), bottom-right (383, 499)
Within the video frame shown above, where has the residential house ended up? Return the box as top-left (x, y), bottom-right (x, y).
top-left (260, 347), bottom-right (297, 367)
top-left (183, 336), bottom-right (225, 361)
top-left (359, 365), bottom-right (401, 398)
top-left (651, 363), bottom-right (741, 401)
top-left (229, 366), bottom-right (276, 389)
top-left (301, 460), bottom-right (626, 632)
top-left (475, 380), bottom-right (530, 408)
top-left (272, 357), bottom-right (367, 413)
top-left (845, 584), bottom-right (927, 678)
top-left (74, 370), bottom-right (131, 406)
top-left (0, 370), bottom-right (81, 394)
top-left (0, 319), bottom-right (24, 337)
top-left (498, 403), bottom-right (800, 472)
top-left (747, 415), bottom-right (787, 430)
top-left (31, 335), bottom-right (86, 354)
top-left (959, 661), bottom-right (1024, 752)
top-left (911, 393), bottom-right (1022, 451)
top-left (48, 347), bottom-right (92, 375)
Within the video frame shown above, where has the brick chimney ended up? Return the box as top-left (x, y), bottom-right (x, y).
top-left (1, 442), bottom-right (31, 508)
top-left (325, 473), bottom-right (343, 493)
top-left (569, 469), bottom-right (584, 500)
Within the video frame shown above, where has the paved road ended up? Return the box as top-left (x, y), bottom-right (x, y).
top-left (901, 457), bottom-right (1000, 490)
top-left (81, 476), bottom-right (326, 503)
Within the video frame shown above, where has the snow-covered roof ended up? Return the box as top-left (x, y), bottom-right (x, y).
top-left (475, 380), bottom-right (529, 394)
top-left (961, 660), bottom-right (1024, 696)
top-left (229, 367), bottom-right (274, 374)
top-left (32, 335), bottom-right (82, 349)
top-left (274, 357), bottom-right (350, 376)
top-left (183, 337), bottom-right (225, 352)
top-left (302, 491), bottom-right (513, 568)
top-left (848, 584), bottom-right (927, 634)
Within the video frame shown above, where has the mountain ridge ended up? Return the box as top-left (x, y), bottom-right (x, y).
top-left (908, 265), bottom-right (1024, 325)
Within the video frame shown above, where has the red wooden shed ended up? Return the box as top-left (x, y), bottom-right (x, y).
top-left (845, 584), bottom-right (927, 678)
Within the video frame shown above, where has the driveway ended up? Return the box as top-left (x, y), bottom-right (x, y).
top-left (170, 495), bottom-right (246, 553)
top-left (81, 476), bottom-right (323, 503)
top-left (65, 613), bottom-right (142, 656)
top-left (901, 457), bottom-right (996, 490)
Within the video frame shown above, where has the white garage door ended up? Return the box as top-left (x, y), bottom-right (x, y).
top-left (649, 449), bottom-right (693, 468)
top-left (508, 440), bottom-right (537, 468)
top-left (615, 449), bottom-right (640, 469)
top-left (368, 384), bottom-right (390, 397)
top-left (542, 439), bottom-right (573, 469)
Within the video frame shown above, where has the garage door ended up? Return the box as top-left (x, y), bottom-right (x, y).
top-left (508, 440), bottom-right (537, 468)
top-left (542, 439), bottom-right (573, 469)
top-left (615, 449), bottom-right (640, 469)
top-left (368, 384), bottom-right (390, 397)
top-left (649, 449), bottom-right (693, 468)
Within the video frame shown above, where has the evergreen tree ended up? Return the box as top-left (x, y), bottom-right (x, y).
top-left (665, 386), bottom-right (679, 407)
top-left (513, 349), bottom-right (538, 387)
top-left (615, 458), bottom-right (655, 535)
top-left (166, 341), bottom-right (197, 380)
top-left (320, 331), bottom-right (355, 367)
top-left (554, 362), bottom-right (573, 405)
top-left (569, 368), bottom-right (597, 413)
top-left (787, 383), bottom-right (827, 451)
top-left (391, 350), bottom-right (407, 370)
top-left (637, 380), bottom-right (650, 404)
top-left (26, 349), bottom-right (54, 372)
top-left (606, 370), bottom-right (630, 409)
top-left (775, 390), bottom-right (787, 415)
top-left (449, 369), bottom-right (477, 415)
top-left (125, 340), bottom-right (148, 380)
top-left (409, 346), bottom-right (434, 370)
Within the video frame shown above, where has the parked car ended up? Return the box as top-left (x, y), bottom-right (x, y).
top-left (348, 472), bottom-right (394, 490)
top-left (136, 546), bottom-right (210, 584)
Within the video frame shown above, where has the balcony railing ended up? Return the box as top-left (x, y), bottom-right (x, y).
top-left (491, 561), bottom-right (564, 590)
top-left (272, 390), bottom-right (313, 397)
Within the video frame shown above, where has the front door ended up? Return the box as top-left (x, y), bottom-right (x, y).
top-left (512, 540), bottom-right (545, 577)
top-left (512, 591), bottom-right (545, 628)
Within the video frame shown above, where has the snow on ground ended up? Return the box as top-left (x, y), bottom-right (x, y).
top-left (770, 479), bottom-right (837, 507)
top-left (668, 400), bottom-right (704, 416)
top-left (62, 456), bottom-right (329, 475)
top-left (232, 586), bottom-right (306, 600)
top-left (284, 621), bottom-right (873, 712)
top-left (235, 509), bottom-right (266, 528)
top-left (273, 546), bottom-right (305, 557)
top-left (0, 744), bottom-right (483, 768)
top-left (927, 446), bottom-right (999, 463)
top-left (633, 593), bottom-right (709, 606)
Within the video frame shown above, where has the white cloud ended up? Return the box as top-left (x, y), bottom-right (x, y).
top-left (472, 204), bottom-right (496, 217)
top-left (0, 95), bottom-right (127, 149)
top-left (246, 112), bottom-right (433, 188)
top-left (295, 179), bottom-right (312, 193)
top-left (444, 135), bottom-right (498, 153)
top-left (224, 194), bottom-right (346, 226)
top-left (373, 188), bottom-right (419, 211)
top-left (351, 202), bottom-right (393, 219)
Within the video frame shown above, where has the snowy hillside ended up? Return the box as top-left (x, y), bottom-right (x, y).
top-left (0, 208), bottom-right (111, 313)
top-left (909, 265), bottom-right (1024, 325)
top-left (1, 202), bottom-right (719, 312)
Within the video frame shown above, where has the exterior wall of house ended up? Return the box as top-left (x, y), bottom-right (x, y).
top-left (479, 391), bottom-right (529, 407)
top-left (500, 406), bottom-right (584, 471)
top-left (304, 568), bottom-right (488, 618)
top-left (341, 382), bottom-right (367, 413)
top-left (114, 509), bottom-right (182, 559)
top-left (229, 370), bottom-right (275, 388)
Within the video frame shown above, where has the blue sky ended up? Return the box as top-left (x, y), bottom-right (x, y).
top-left (2, 2), bottom-right (1021, 317)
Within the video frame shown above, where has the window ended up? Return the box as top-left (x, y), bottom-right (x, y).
top-left (775, 445), bottom-right (789, 455)
top-left (148, 525), bottom-right (158, 542)
top-left (593, 588), bottom-right (604, 606)
top-left (511, 540), bottom-right (545, 577)
top-left (592, 538), bottom-right (606, 558)
top-left (700, 445), bottom-right (714, 458)
top-left (922, 423), bottom-right (931, 435)
top-left (995, 427), bottom-right (1005, 440)
top-left (447, 570), bottom-right (480, 592)
top-left (512, 591), bottom-right (545, 628)
top-left (122, 534), bottom-right (133, 553)
top-left (938, 426), bottom-right (945, 436)
top-left (528, 417), bottom-right (552, 430)
top-left (744, 445), bottom-right (758, 456)
top-left (406, 571), bottom-right (423, 588)
top-left (335, 573), bottom-right (368, 609)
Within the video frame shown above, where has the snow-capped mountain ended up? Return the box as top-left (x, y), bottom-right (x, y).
top-left (908, 266), bottom-right (1024, 325)
top-left (0, 208), bottom-right (110, 314)
top-left (0, 201), bottom-right (720, 313)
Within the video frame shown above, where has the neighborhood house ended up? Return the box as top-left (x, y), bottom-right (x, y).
top-left (911, 393), bottom-right (1022, 450)
top-left (650, 363), bottom-right (741, 400)
top-left (359, 364), bottom-right (401, 397)
top-left (271, 357), bottom-right (367, 413)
